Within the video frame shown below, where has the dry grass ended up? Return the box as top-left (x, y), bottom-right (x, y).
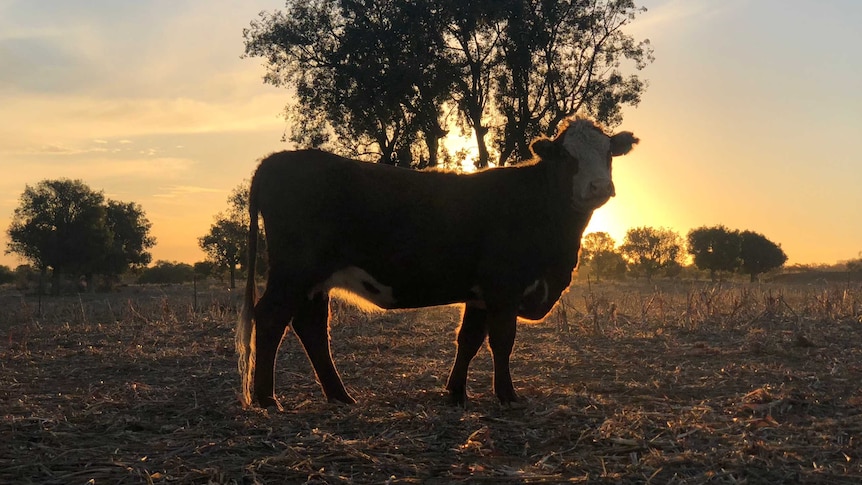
top-left (2, 280), bottom-right (862, 484)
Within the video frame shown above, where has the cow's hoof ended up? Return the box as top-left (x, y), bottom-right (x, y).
top-left (447, 387), bottom-right (469, 409)
top-left (257, 395), bottom-right (284, 412)
top-left (327, 393), bottom-right (357, 405)
top-left (496, 390), bottom-right (520, 408)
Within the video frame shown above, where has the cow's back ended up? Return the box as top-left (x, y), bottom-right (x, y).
top-left (252, 150), bottom-right (512, 307)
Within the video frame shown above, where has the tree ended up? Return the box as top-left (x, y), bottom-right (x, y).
top-left (0, 265), bottom-right (13, 285)
top-left (494, 0), bottom-right (652, 164)
top-left (199, 219), bottom-right (246, 290)
top-left (137, 261), bottom-right (196, 285)
top-left (198, 182), bottom-right (266, 289)
top-left (244, 0), bottom-right (452, 165)
top-left (13, 264), bottom-right (38, 291)
top-left (6, 179), bottom-right (155, 295)
top-left (7, 179), bottom-right (109, 295)
top-left (619, 226), bottom-right (683, 281)
top-left (243, 0), bottom-right (652, 167)
top-left (443, 0), bottom-right (507, 168)
top-left (739, 230), bottom-right (787, 282)
top-left (89, 200), bottom-right (155, 289)
top-left (193, 261), bottom-right (219, 279)
top-left (580, 232), bottom-right (626, 281)
top-left (687, 225), bottom-right (742, 281)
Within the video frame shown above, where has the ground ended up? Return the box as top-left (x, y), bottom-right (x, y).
top-left (2, 280), bottom-right (861, 484)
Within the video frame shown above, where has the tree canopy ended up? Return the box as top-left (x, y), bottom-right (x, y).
top-left (243, 0), bottom-right (652, 168)
top-left (580, 232), bottom-right (626, 281)
top-left (739, 230), bottom-right (787, 282)
top-left (137, 261), bottom-right (196, 285)
top-left (687, 225), bottom-right (742, 281)
top-left (619, 226), bottom-right (683, 281)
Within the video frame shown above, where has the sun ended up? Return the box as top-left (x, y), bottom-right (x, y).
top-left (583, 208), bottom-right (626, 246)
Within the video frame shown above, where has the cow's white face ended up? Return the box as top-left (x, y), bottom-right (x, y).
top-left (560, 119), bottom-right (638, 212)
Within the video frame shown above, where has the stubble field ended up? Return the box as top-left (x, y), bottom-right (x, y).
top-left (2, 279), bottom-right (862, 484)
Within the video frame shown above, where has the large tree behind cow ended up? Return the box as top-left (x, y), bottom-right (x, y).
top-left (243, 0), bottom-right (651, 167)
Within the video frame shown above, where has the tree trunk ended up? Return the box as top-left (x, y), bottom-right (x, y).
top-left (229, 264), bottom-right (236, 290)
top-left (51, 267), bottom-right (61, 296)
top-left (473, 125), bottom-right (490, 169)
top-left (86, 273), bottom-right (96, 293)
top-left (39, 267), bottom-right (48, 296)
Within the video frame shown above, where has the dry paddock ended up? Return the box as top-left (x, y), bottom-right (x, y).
top-left (2, 280), bottom-right (862, 484)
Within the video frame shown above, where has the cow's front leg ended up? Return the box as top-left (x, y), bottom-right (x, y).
top-left (292, 292), bottom-right (356, 404)
top-left (487, 309), bottom-right (519, 405)
top-left (446, 303), bottom-right (488, 407)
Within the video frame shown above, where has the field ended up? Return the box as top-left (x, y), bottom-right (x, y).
top-left (2, 279), bottom-right (862, 484)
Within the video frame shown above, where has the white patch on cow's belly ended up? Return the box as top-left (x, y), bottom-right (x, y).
top-left (311, 266), bottom-right (396, 309)
top-left (522, 279), bottom-right (550, 305)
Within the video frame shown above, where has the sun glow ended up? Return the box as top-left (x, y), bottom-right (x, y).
top-left (583, 208), bottom-right (627, 247)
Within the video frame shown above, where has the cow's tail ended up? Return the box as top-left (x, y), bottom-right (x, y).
top-left (237, 175), bottom-right (260, 408)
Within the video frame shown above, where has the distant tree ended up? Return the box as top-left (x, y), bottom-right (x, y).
top-left (6, 179), bottom-right (155, 295)
top-left (193, 261), bottom-right (218, 279)
top-left (13, 264), bottom-right (38, 291)
top-left (620, 226), bottom-right (684, 281)
top-left (0, 265), bottom-right (13, 285)
top-left (89, 200), bottom-right (156, 289)
top-left (199, 219), bottom-right (246, 290)
top-left (847, 252), bottom-right (862, 273)
top-left (687, 225), bottom-right (742, 281)
top-left (7, 179), bottom-right (109, 295)
top-left (137, 261), bottom-right (195, 285)
top-left (739, 230), bottom-right (788, 282)
top-left (581, 232), bottom-right (616, 258)
top-left (199, 182), bottom-right (267, 289)
top-left (580, 232), bottom-right (626, 281)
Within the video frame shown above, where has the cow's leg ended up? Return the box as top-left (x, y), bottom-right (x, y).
top-left (446, 303), bottom-right (488, 407)
top-left (487, 309), bottom-right (519, 405)
top-left (253, 287), bottom-right (295, 410)
top-left (292, 292), bottom-right (356, 404)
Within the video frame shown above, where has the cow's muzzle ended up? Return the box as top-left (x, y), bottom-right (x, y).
top-left (589, 179), bottom-right (615, 199)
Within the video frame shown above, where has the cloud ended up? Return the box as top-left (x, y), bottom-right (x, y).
top-left (0, 91), bottom-right (286, 157)
top-left (152, 185), bottom-right (223, 199)
top-left (629, 0), bottom-right (750, 37)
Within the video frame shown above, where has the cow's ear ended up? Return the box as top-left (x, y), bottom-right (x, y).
top-left (530, 138), bottom-right (559, 160)
top-left (610, 131), bottom-right (639, 156)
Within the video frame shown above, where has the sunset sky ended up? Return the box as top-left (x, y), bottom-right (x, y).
top-left (1, 0), bottom-right (860, 269)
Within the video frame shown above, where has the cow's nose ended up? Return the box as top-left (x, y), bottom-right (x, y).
top-left (590, 179), bottom-right (615, 198)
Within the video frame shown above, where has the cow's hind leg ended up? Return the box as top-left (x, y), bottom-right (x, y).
top-left (253, 288), bottom-right (294, 410)
top-left (292, 292), bottom-right (356, 404)
top-left (446, 303), bottom-right (488, 407)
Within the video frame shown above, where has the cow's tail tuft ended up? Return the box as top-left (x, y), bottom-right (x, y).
top-left (237, 175), bottom-right (260, 408)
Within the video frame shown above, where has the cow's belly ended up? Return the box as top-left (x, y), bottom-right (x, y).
top-left (518, 269), bottom-right (574, 320)
top-left (311, 266), bottom-right (475, 310)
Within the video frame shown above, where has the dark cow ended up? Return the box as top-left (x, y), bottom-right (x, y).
top-left (237, 118), bottom-right (638, 409)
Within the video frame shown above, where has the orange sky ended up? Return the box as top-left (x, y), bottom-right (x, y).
top-left (1, 1), bottom-right (860, 269)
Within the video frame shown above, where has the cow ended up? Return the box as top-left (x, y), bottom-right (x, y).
top-left (237, 118), bottom-right (638, 410)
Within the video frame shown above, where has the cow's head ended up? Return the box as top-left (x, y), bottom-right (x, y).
top-left (531, 118), bottom-right (638, 212)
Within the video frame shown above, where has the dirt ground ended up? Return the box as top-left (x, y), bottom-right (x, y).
top-left (2, 281), bottom-right (862, 484)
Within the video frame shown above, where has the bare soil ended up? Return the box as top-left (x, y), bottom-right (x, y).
top-left (2, 281), bottom-right (862, 484)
